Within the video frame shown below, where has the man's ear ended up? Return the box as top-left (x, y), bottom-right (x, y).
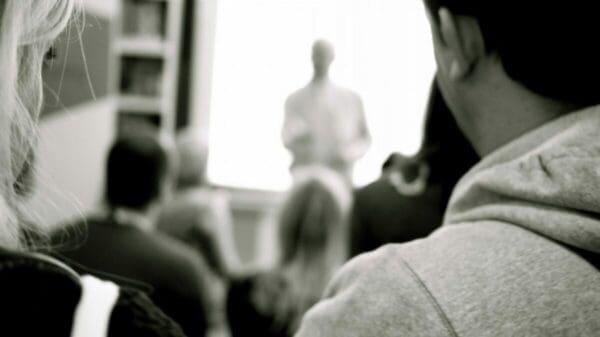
top-left (432, 8), bottom-right (486, 81)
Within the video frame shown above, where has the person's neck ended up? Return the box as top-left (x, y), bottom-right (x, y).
top-left (468, 75), bottom-right (574, 156)
top-left (311, 73), bottom-right (330, 85)
top-left (112, 207), bottom-right (156, 232)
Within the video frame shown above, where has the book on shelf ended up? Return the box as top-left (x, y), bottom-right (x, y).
top-left (120, 56), bottom-right (164, 97)
top-left (122, 0), bottom-right (167, 39)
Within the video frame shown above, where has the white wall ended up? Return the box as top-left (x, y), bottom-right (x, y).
top-left (26, 98), bottom-right (116, 228)
top-left (83, 0), bottom-right (118, 18)
top-left (190, 0), bottom-right (218, 140)
top-left (205, 0), bottom-right (435, 190)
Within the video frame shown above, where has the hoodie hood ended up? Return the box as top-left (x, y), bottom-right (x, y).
top-left (444, 106), bottom-right (600, 254)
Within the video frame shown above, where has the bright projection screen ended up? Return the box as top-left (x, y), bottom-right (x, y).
top-left (207, 0), bottom-right (436, 191)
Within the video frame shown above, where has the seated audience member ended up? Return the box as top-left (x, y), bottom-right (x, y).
top-left (55, 130), bottom-right (221, 337)
top-left (350, 81), bottom-right (478, 256)
top-left (351, 153), bottom-right (443, 256)
top-left (296, 2), bottom-right (600, 336)
top-left (227, 167), bottom-right (352, 337)
top-left (157, 129), bottom-right (240, 278)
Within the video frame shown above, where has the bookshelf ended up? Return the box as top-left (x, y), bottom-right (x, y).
top-left (111, 0), bottom-right (184, 134)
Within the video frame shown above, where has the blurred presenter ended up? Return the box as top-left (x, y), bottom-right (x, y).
top-left (282, 40), bottom-right (370, 183)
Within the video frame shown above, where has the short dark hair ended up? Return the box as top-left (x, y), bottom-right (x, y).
top-left (424, 1), bottom-right (600, 106)
top-left (105, 132), bottom-right (169, 210)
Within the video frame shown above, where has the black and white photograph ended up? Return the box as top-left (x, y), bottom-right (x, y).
top-left (0, 0), bottom-right (598, 336)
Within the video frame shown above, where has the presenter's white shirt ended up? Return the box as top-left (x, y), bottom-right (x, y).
top-left (283, 81), bottom-right (370, 174)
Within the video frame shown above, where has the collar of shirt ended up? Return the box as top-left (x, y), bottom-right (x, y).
top-left (112, 208), bottom-right (154, 232)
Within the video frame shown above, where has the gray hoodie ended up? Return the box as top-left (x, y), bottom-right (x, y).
top-left (295, 107), bottom-right (600, 337)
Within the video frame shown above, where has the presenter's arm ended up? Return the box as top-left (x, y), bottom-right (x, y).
top-left (282, 97), bottom-right (311, 155)
top-left (343, 95), bottom-right (371, 162)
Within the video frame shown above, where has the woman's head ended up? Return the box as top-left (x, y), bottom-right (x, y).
top-left (0, 0), bottom-right (76, 249)
top-left (263, 167), bottom-right (351, 333)
top-left (278, 167), bottom-right (352, 266)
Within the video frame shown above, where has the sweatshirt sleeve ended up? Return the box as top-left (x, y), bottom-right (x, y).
top-left (294, 245), bottom-right (456, 337)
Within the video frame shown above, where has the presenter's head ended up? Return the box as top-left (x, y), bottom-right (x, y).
top-left (312, 39), bottom-right (335, 78)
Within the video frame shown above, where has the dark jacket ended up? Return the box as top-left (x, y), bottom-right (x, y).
top-left (350, 176), bottom-right (444, 256)
top-left (227, 274), bottom-right (295, 337)
top-left (0, 247), bottom-right (186, 337)
top-left (54, 216), bottom-right (216, 337)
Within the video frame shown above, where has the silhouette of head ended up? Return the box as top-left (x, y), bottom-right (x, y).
top-left (312, 39), bottom-right (335, 78)
top-left (106, 129), bottom-right (171, 211)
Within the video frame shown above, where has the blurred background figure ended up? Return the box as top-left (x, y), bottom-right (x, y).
top-left (386, 153), bottom-right (429, 196)
top-left (351, 152), bottom-right (442, 256)
top-left (227, 167), bottom-right (352, 337)
top-left (350, 80), bottom-right (479, 256)
top-left (54, 126), bottom-right (223, 337)
top-left (157, 128), bottom-right (241, 278)
top-left (283, 40), bottom-right (371, 183)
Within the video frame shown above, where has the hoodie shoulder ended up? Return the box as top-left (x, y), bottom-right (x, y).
top-left (296, 221), bottom-right (600, 337)
top-left (295, 245), bottom-right (457, 337)
top-left (399, 222), bottom-right (600, 336)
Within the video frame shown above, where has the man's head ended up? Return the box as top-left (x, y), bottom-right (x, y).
top-left (423, 1), bottom-right (600, 155)
top-left (105, 130), bottom-right (173, 212)
top-left (312, 39), bottom-right (335, 78)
